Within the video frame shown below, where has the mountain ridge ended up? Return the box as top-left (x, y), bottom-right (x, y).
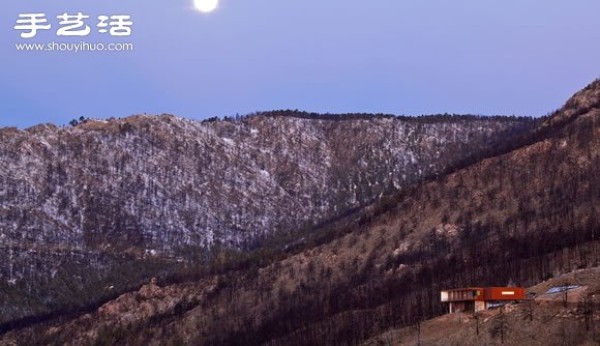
top-left (3, 79), bottom-right (597, 344)
top-left (0, 110), bottom-right (532, 325)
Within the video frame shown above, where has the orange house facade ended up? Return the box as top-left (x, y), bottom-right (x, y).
top-left (440, 287), bottom-right (526, 313)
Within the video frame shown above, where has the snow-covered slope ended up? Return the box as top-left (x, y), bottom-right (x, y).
top-left (0, 113), bottom-right (529, 284)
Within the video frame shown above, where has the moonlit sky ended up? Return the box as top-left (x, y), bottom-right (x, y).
top-left (1, 0), bottom-right (600, 128)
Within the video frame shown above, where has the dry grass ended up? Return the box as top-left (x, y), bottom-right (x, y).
top-left (363, 266), bottom-right (600, 346)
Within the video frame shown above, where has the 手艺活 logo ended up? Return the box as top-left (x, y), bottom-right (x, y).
top-left (14, 12), bottom-right (133, 38)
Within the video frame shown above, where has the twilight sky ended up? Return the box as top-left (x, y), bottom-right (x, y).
top-left (1, 0), bottom-right (600, 128)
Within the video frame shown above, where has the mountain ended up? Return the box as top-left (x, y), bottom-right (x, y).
top-left (2, 79), bottom-right (597, 345)
top-left (0, 111), bottom-right (530, 324)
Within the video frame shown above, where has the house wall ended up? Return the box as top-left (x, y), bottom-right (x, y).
top-left (484, 287), bottom-right (526, 300)
top-left (475, 301), bottom-right (486, 312)
top-left (444, 287), bottom-right (526, 314)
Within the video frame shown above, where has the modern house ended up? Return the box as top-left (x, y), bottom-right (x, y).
top-left (440, 287), bottom-right (526, 313)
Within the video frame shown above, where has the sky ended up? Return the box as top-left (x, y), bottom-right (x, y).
top-left (1, 0), bottom-right (600, 128)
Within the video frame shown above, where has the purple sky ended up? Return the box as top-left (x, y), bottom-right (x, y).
top-left (1, 0), bottom-right (600, 128)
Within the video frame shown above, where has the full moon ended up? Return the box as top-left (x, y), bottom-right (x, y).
top-left (194, 0), bottom-right (219, 13)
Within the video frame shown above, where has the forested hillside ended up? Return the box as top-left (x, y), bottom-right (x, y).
top-left (0, 111), bottom-right (530, 325)
top-left (2, 80), bottom-right (599, 345)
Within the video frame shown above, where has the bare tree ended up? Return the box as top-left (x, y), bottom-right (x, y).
top-left (414, 318), bottom-right (421, 346)
top-left (563, 281), bottom-right (570, 308)
top-left (474, 312), bottom-right (481, 336)
top-left (582, 294), bottom-right (597, 341)
top-left (524, 298), bottom-right (535, 322)
top-left (490, 309), bottom-right (506, 344)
